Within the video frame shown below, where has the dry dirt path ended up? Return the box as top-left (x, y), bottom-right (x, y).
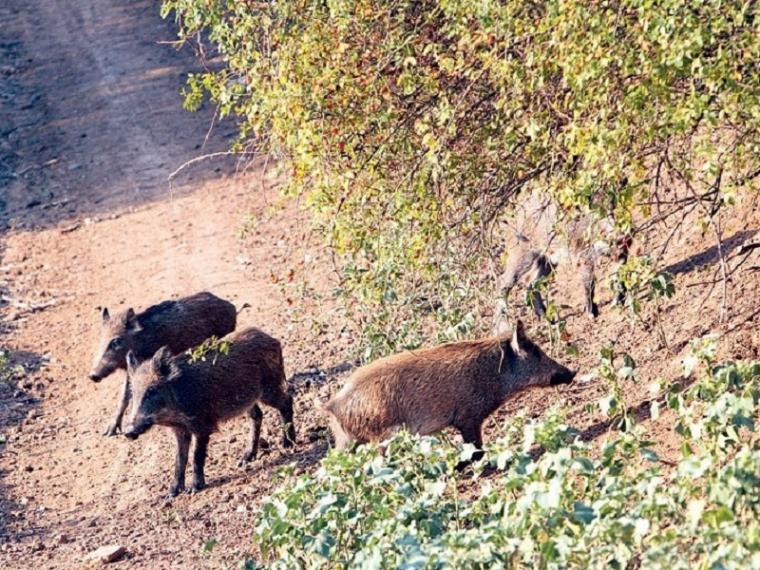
top-left (0, 0), bottom-right (342, 567)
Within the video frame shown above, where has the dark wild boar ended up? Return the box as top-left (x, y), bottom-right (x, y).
top-left (320, 320), bottom-right (574, 466)
top-left (89, 291), bottom-right (238, 436)
top-left (123, 327), bottom-right (296, 497)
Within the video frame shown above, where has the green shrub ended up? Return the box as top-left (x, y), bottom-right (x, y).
top-left (251, 359), bottom-right (759, 568)
top-left (0, 349), bottom-right (25, 382)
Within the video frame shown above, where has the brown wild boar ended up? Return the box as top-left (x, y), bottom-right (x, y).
top-left (320, 320), bottom-right (574, 465)
top-left (89, 291), bottom-right (238, 436)
top-left (123, 327), bottom-right (296, 497)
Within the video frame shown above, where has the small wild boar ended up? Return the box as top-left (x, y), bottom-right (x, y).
top-left (89, 291), bottom-right (238, 436)
top-left (498, 218), bottom-right (631, 320)
top-left (320, 320), bottom-right (574, 465)
top-left (123, 327), bottom-right (296, 497)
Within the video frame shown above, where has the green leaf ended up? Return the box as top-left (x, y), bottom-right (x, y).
top-left (599, 395), bottom-right (618, 416)
top-left (640, 448), bottom-right (659, 463)
top-left (202, 538), bottom-right (218, 553)
top-left (572, 501), bottom-right (596, 525)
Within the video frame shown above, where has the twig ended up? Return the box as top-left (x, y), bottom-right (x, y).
top-left (13, 158), bottom-right (59, 177)
top-left (260, 152), bottom-right (271, 194)
top-left (167, 151), bottom-right (258, 184)
top-left (736, 241), bottom-right (759, 256)
top-left (59, 223), bottom-right (80, 234)
top-left (666, 155), bottom-right (730, 321)
top-left (711, 218), bottom-right (729, 322)
top-left (719, 306), bottom-right (760, 338)
top-left (202, 107), bottom-right (218, 151)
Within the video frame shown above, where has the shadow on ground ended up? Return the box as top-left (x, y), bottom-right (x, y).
top-left (663, 228), bottom-right (758, 276)
top-left (0, 0), bottom-right (243, 233)
top-left (0, 346), bottom-right (46, 544)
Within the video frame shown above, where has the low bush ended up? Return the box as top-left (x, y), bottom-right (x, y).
top-left (251, 357), bottom-right (759, 568)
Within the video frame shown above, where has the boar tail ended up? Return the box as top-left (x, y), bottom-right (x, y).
top-left (236, 302), bottom-right (251, 315)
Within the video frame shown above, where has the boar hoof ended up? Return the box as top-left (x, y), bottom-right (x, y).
top-left (455, 450), bottom-right (485, 473)
top-left (238, 452), bottom-right (255, 467)
top-left (189, 482), bottom-right (206, 494)
top-left (103, 423), bottom-right (121, 437)
top-left (168, 484), bottom-right (185, 498)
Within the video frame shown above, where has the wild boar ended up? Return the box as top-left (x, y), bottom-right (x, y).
top-left (497, 217), bottom-right (631, 320)
top-left (123, 327), bottom-right (296, 497)
top-left (320, 320), bottom-right (574, 466)
top-left (89, 291), bottom-right (238, 436)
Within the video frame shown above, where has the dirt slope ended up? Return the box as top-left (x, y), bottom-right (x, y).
top-left (0, 0), bottom-right (758, 568)
top-left (0, 1), bottom-right (343, 567)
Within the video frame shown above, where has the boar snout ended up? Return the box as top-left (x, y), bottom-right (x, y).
top-left (89, 359), bottom-right (118, 382)
top-left (123, 420), bottom-right (152, 440)
top-left (550, 368), bottom-right (576, 386)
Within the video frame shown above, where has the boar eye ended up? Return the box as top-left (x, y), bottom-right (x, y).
top-left (109, 338), bottom-right (123, 350)
top-left (147, 388), bottom-right (165, 406)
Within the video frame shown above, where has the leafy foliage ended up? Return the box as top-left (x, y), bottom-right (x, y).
top-left (595, 343), bottom-right (637, 432)
top-left (251, 358), bottom-right (759, 568)
top-left (611, 254), bottom-right (676, 347)
top-left (162, 0), bottom-right (760, 355)
top-left (186, 336), bottom-right (231, 364)
top-left (0, 348), bottom-right (26, 382)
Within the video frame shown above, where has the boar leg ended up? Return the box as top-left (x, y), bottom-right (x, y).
top-left (580, 259), bottom-right (599, 318)
top-left (613, 235), bottom-right (631, 306)
top-left (190, 433), bottom-right (210, 493)
top-left (327, 414), bottom-right (356, 451)
top-left (239, 404), bottom-right (263, 465)
top-left (455, 421), bottom-right (484, 471)
top-left (170, 428), bottom-right (191, 497)
top-left (103, 375), bottom-right (131, 436)
top-left (497, 250), bottom-right (533, 311)
top-left (527, 254), bottom-right (553, 319)
top-left (262, 390), bottom-right (296, 448)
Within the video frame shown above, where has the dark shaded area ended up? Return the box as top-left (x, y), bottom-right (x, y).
top-left (0, 0), bottom-right (240, 233)
top-left (663, 228), bottom-right (758, 276)
top-left (0, 348), bottom-right (46, 544)
top-left (208, 441), bottom-right (329, 493)
top-left (288, 360), bottom-right (356, 386)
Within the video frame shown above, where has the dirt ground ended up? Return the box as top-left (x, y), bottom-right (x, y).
top-left (0, 0), bottom-right (758, 568)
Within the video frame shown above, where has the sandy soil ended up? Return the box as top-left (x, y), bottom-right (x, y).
top-left (0, 0), bottom-right (758, 568)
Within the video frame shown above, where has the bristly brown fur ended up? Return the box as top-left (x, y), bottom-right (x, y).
top-left (322, 322), bottom-right (574, 465)
top-left (90, 291), bottom-right (237, 436)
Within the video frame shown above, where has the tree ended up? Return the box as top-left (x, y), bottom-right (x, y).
top-left (163, 0), bottom-right (760, 354)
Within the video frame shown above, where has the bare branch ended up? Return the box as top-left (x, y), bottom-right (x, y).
top-left (167, 151), bottom-right (259, 185)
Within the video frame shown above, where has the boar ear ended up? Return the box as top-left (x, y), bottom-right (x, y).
top-left (152, 346), bottom-right (174, 377)
top-left (511, 319), bottom-right (527, 353)
top-left (124, 308), bottom-right (142, 332)
top-left (100, 307), bottom-right (110, 322)
top-left (126, 350), bottom-right (139, 373)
